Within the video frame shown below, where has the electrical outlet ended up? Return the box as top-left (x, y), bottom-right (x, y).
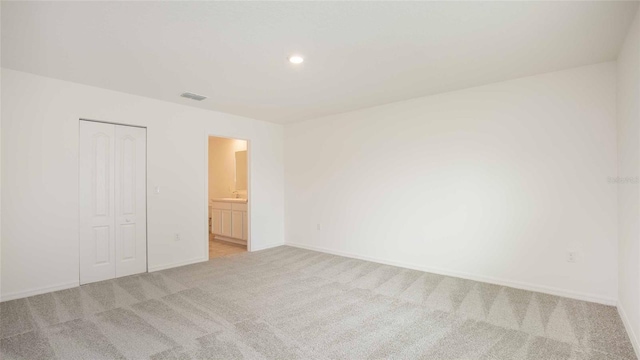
top-left (175, 233), bottom-right (181, 241)
top-left (567, 251), bottom-right (577, 263)
top-left (316, 224), bottom-right (321, 231)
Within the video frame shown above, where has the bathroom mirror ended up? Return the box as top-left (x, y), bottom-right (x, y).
top-left (235, 150), bottom-right (248, 191)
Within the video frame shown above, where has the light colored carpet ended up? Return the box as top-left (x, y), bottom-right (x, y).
top-left (0, 246), bottom-right (635, 359)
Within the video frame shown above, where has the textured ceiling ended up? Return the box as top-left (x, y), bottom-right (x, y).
top-left (2, 1), bottom-right (638, 124)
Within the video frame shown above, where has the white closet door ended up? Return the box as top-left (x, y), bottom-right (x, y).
top-left (114, 125), bottom-right (147, 278)
top-left (79, 121), bottom-right (116, 284)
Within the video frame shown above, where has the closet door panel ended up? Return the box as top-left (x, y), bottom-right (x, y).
top-left (115, 125), bottom-right (147, 278)
top-left (79, 121), bottom-right (116, 284)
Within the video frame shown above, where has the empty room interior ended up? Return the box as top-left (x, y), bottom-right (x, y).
top-left (2, 1), bottom-right (640, 359)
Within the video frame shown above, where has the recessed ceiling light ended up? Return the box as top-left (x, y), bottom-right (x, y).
top-left (288, 55), bottom-right (304, 64)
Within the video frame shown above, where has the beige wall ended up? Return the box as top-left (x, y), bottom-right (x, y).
top-left (208, 137), bottom-right (247, 199)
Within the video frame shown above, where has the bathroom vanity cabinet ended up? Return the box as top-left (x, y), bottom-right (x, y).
top-left (209, 200), bottom-right (248, 245)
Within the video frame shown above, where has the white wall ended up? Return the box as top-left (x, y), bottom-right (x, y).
top-left (1, 69), bottom-right (285, 300)
top-left (617, 8), bottom-right (640, 354)
top-left (208, 136), bottom-right (247, 200)
top-left (285, 62), bottom-right (618, 304)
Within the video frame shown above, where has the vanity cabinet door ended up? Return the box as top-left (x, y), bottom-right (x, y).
top-left (242, 212), bottom-right (248, 241)
top-left (221, 210), bottom-right (232, 237)
top-left (232, 210), bottom-right (244, 239)
top-left (211, 209), bottom-right (222, 235)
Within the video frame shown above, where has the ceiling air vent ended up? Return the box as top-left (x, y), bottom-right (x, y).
top-left (180, 92), bottom-right (207, 101)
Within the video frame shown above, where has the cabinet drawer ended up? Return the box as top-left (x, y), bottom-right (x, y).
top-left (210, 202), bottom-right (232, 210)
top-left (231, 203), bottom-right (248, 212)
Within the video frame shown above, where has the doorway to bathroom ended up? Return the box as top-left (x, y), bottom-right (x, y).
top-left (207, 136), bottom-right (249, 259)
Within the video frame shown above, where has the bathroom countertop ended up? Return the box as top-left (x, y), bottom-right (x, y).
top-left (210, 198), bottom-right (248, 204)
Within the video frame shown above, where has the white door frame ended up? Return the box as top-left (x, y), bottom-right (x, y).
top-left (204, 133), bottom-right (251, 256)
top-left (79, 118), bottom-right (149, 281)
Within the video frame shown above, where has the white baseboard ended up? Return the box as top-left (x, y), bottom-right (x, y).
top-left (251, 242), bottom-right (285, 252)
top-left (148, 257), bottom-right (208, 272)
top-left (1, 257), bottom-right (207, 302)
top-left (285, 242), bottom-right (617, 306)
top-left (1, 281), bottom-right (79, 302)
top-left (618, 304), bottom-right (640, 358)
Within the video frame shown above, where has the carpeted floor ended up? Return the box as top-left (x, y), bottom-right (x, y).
top-left (0, 246), bottom-right (635, 359)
